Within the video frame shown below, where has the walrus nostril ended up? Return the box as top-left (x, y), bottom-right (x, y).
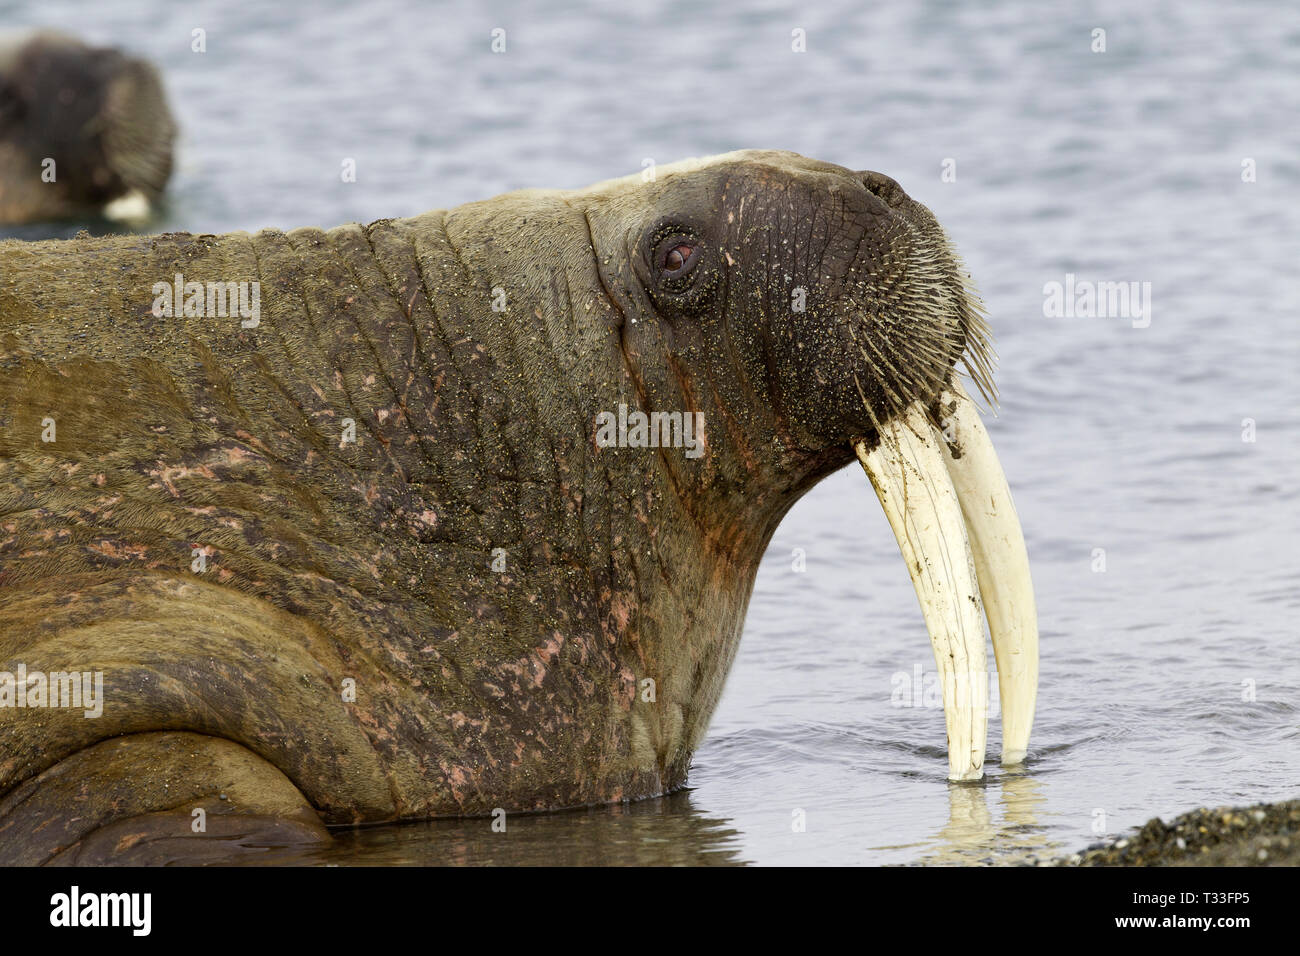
top-left (859, 170), bottom-right (905, 205)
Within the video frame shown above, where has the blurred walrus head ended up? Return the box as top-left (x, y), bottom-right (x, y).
top-left (0, 31), bottom-right (176, 225)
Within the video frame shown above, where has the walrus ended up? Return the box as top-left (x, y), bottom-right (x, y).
top-left (0, 150), bottom-right (1038, 864)
top-left (0, 31), bottom-right (176, 225)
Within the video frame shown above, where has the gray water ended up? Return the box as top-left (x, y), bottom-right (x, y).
top-left (4, 0), bottom-right (1297, 865)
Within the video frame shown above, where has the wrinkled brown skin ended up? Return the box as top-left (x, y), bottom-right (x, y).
top-left (0, 150), bottom-right (979, 863)
top-left (0, 31), bottom-right (176, 224)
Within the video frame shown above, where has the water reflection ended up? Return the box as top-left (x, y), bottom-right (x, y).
top-left (917, 772), bottom-right (1062, 866)
top-left (241, 789), bottom-right (749, 867)
top-left (228, 772), bottom-right (1068, 866)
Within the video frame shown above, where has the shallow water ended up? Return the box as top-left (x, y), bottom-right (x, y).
top-left (4, 0), bottom-right (1297, 865)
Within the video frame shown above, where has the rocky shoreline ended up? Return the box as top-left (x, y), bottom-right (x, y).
top-left (1035, 799), bottom-right (1300, 866)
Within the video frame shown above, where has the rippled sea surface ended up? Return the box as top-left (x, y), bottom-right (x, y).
top-left (4, 0), bottom-right (1297, 865)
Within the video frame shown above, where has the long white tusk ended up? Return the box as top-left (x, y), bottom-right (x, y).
top-left (856, 403), bottom-right (989, 781)
top-left (936, 383), bottom-right (1039, 767)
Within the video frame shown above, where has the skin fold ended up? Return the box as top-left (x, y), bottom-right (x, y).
top-left (0, 150), bottom-right (988, 862)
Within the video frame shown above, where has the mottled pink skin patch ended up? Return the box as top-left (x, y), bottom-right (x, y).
top-left (147, 462), bottom-right (217, 497)
top-left (441, 763), bottom-right (471, 802)
top-left (218, 446), bottom-right (255, 466)
top-left (447, 711), bottom-right (486, 733)
top-left (496, 633), bottom-right (565, 691)
top-left (608, 592), bottom-right (633, 637)
top-left (617, 667), bottom-right (637, 710)
top-left (541, 631), bottom-right (564, 663)
top-left (88, 540), bottom-right (152, 562)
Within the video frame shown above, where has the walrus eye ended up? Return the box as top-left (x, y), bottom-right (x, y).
top-left (647, 228), bottom-right (709, 305)
top-left (662, 242), bottom-right (696, 275)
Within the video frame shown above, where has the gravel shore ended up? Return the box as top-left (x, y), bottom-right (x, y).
top-left (1037, 799), bottom-right (1300, 866)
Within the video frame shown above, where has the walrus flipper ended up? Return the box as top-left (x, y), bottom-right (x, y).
top-left (0, 571), bottom-right (401, 859)
top-left (0, 731), bottom-right (330, 865)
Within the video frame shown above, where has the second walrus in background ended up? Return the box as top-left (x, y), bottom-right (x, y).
top-left (0, 30), bottom-right (176, 225)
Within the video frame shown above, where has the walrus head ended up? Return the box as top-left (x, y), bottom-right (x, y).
top-left (573, 150), bottom-right (1038, 780)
